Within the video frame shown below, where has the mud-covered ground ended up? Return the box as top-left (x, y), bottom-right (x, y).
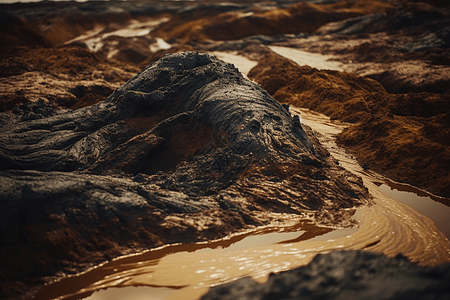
top-left (201, 250), bottom-right (450, 300)
top-left (1, 0), bottom-right (449, 197)
top-left (1, 0), bottom-right (450, 299)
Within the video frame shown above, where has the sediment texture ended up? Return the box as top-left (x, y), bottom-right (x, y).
top-left (201, 250), bottom-right (450, 300)
top-left (0, 52), bottom-right (370, 300)
top-left (2, 0), bottom-right (449, 298)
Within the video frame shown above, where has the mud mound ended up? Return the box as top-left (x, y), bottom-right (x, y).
top-left (202, 250), bottom-right (450, 300)
top-left (248, 50), bottom-right (450, 197)
top-left (0, 52), bottom-right (371, 299)
top-left (0, 45), bottom-right (139, 111)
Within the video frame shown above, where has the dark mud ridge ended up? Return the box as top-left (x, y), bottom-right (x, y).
top-left (201, 250), bottom-right (450, 300)
top-left (0, 52), bottom-right (371, 299)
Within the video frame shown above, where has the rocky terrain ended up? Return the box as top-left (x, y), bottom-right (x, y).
top-left (1, 0), bottom-right (450, 299)
top-left (202, 250), bottom-right (450, 300)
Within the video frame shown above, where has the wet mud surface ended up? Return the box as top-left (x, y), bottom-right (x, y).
top-left (202, 250), bottom-right (450, 300)
top-left (1, 52), bottom-right (371, 299)
top-left (1, 0), bottom-right (450, 299)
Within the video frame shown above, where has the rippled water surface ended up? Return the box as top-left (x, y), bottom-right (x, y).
top-left (378, 182), bottom-right (450, 239)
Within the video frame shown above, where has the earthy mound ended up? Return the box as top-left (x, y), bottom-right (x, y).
top-left (248, 50), bottom-right (450, 197)
top-left (201, 250), bottom-right (450, 300)
top-left (0, 52), bottom-right (371, 299)
top-left (248, 50), bottom-right (386, 123)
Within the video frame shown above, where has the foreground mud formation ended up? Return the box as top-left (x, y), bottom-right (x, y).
top-left (1, 0), bottom-right (449, 198)
top-left (202, 250), bottom-right (450, 300)
top-left (0, 52), bottom-right (371, 299)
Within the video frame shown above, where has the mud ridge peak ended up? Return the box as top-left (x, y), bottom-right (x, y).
top-left (0, 51), bottom-right (371, 300)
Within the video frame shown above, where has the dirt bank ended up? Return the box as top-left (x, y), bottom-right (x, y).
top-left (248, 49), bottom-right (450, 198)
top-left (0, 45), bottom-right (140, 111)
top-left (272, 1), bottom-right (450, 94)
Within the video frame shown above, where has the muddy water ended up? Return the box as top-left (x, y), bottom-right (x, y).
top-left (33, 106), bottom-right (450, 300)
top-left (269, 46), bottom-right (344, 71)
top-left (294, 106), bottom-right (450, 237)
top-left (378, 182), bottom-right (450, 239)
top-left (64, 18), bottom-right (170, 53)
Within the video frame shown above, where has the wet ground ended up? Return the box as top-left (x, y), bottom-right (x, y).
top-left (2, 0), bottom-right (449, 197)
top-left (32, 107), bottom-right (450, 300)
top-left (1, 1), bottom-right (450, 299)
top-left (29, 49), bottom-right (450, 300)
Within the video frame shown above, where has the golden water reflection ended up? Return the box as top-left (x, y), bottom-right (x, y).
top-left (36, 183), bottom-right (450, 300)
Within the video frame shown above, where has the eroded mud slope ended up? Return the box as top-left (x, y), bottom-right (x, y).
top-left (0, 52), bottom-right (371, 300)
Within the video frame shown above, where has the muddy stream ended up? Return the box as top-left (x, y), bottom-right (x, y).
top-left (33, 51), bottom-right (450, 300)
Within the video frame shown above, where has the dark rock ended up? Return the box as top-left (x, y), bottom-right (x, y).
top-left (0, 51), bottom-right (371, 299)
top-left (201, 250), bottom-right (450, 300)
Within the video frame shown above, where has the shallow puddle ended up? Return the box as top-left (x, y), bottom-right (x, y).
top-left (34, 189), bottom-right (450, 300)
top-left (64, 18), bottom-right (170, 53)
top-left (33, 54), bottom-right (450, 300)
top-left (269, 46), bottom-right (344, 71)
top-left (85, 286), bottom-right (176, 300)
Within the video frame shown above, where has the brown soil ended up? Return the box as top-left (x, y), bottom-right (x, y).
top-left (152, 0), bottom-right (393, 43)
top-left (248, 50), bottom-right (450, 198)
top-left (2, 0), bottom-right (449, 198)
top-left (278, 1), bottom-right (450, 95)
top-left (0, 45), bottom-right (139, 111)
top-left (1, 1), bottom-right (450, 298)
